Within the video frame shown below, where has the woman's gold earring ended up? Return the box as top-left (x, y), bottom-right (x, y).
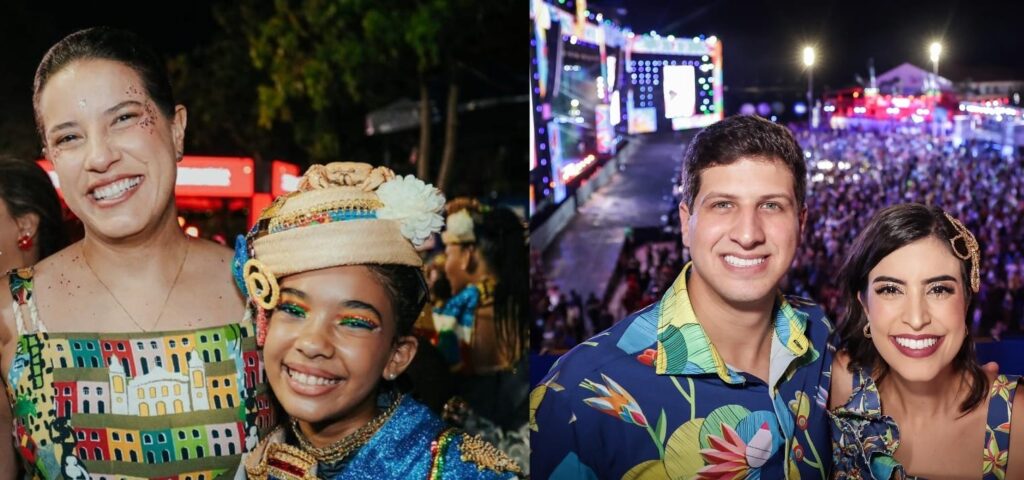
top-left (863, 324), bottom-right (872, 338)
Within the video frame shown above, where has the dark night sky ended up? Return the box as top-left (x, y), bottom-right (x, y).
top-left (588, 0), bottom-right (1024, 93)
top-left (4, 1), bottom-right (1021, 104)
top-left (0, 1), bottom-right (221, 154)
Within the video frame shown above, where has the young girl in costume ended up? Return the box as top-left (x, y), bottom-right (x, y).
top-left (237, 162), bottom-right (520, 479)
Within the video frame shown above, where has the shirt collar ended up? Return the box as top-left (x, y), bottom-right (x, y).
top-left (655, 262), bottom-right (811, 385)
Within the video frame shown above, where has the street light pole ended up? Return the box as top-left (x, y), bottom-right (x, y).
top-left (803, 46), bottom-right (816, 128)
top-left (929, 41), bottom-right (943, 136)
top-left (929, 42), bottom-right (942, 94)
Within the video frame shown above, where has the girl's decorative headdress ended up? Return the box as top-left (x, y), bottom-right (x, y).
top-left (232, 162), bottom-right (445, 343)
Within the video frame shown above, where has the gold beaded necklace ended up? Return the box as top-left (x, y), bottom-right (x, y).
top-left (289, 393), bottom-right (403, 464)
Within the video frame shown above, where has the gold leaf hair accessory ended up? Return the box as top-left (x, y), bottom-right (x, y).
top-left (943, 211), bottom-right (981, 293)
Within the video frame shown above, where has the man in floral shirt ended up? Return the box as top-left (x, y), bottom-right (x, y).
top-left (531, 115), bottom-right (833, 478)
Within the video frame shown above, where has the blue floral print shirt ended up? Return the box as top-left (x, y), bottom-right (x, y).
top-left (530, 264), bottom-right (834, 479)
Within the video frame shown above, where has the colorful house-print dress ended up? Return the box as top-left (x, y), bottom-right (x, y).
top-left (6, 268), bottom-right (274, 479)
top-left (830, 368), bottom-right (1019, 479)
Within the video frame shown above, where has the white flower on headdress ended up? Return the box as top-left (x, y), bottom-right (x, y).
top-left (443, 209), bottom-right (476, 244)
top-left (376, 175), bottom-right (445, 246)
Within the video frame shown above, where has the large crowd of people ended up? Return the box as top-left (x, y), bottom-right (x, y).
top-left (533, 123), bottom-right (1024, 352)
top-left (789, 126), bottom-right (1024, 339)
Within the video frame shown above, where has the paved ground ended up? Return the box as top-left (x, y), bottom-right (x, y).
top-left (541, 131), bottom-right (692, 299)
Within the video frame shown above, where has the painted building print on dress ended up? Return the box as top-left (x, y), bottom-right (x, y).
top-left (6, 274), bottom-right (272, 478)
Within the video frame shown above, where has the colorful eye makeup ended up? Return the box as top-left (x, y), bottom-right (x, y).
top-left (278, 300), bottom-right (309, 318)
top-left (337, 315), bottom-right (379, 330)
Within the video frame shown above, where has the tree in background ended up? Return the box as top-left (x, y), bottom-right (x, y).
top-left (0, 2), bottom-right (525, 200)
top-left (240, 0), bottom-right (523, 193)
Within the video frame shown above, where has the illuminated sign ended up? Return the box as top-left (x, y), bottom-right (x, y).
top-left (671, 113), bottom-right (720, 131)
top-left (548, 121), bottom-right (567, 203)
top-left (175, 156), bottom-right (254, 197)
top-left (663, 64), bottom-right (696, 119)
top-left (250, 193), bottom-right (273, 226)
top-left (271, 160), bottom-right (302, 197)
top-left (959, 103), bottom-right (1021, 117)
top-left (37, 156), bottom-right (255, 198)
top-left (606, 56), bottom-right (617, 90)
top-left (37, 159), bottom-right (60, 191)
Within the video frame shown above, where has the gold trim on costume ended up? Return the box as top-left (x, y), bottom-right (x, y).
top-left (460, 433), bottom-right (523, 474)
top-left (289, 393), bottom-right (402, 464)
top-left (245, 427), bottom-right (319, 480)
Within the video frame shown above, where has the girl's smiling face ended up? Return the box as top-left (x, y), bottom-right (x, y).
top-left (262, 265), bottom-right (417, 435)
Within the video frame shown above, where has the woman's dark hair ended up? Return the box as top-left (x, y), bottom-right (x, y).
top-left (33, 27), bottom-right (176, 141)
top-left (473, 207), bottom-right (528, 363)
top-left (367, 264), bottom-right (429, 337)
top-left (834, 203), bottom-right (986, 413)
top-left (0, 155), bottom-right (67, 259)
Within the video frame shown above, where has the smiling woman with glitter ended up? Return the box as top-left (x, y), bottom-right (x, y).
top-left (237, 162), bottom-right (520, 479)
top-left (0, 27), bottom-right (271, 479)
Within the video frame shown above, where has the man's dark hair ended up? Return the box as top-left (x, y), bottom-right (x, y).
top-left (680, 115), bottom-right (806, 210)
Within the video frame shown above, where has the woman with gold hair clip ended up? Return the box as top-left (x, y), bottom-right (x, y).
top-left (830, 203), bottom-right (1024, 478)
top-left (236, 163), bottom-right (520, 479)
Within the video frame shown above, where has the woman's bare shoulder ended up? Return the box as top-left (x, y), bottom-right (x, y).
top-left (32, 241), bottom-right (83, 274)
top-left (188, 239), bottom-right (237, 284)
top-left (183, 239), bottom-right (244, 315)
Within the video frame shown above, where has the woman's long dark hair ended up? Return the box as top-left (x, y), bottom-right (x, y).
top-left (474, 207), bottom-right (528, 364)
top-left (833, 203), bottom-right (986, 413)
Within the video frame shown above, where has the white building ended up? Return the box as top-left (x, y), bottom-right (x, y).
top-left (108, 351), bottom-right (210, 416)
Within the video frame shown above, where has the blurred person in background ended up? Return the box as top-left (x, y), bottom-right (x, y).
top-left (0, 155), bottom-right (67, 274)
top-left (435, 198), bottom-right (530, 471)
top-left (0, 155), bottom-right (68, 473)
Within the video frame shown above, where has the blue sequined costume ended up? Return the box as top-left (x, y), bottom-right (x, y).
top-left (243, 394), bottom-right (520, 479)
